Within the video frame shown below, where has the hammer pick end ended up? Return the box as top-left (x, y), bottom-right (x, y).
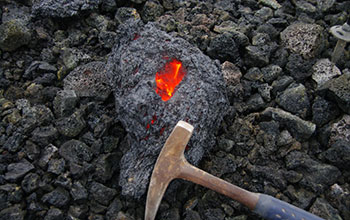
top-left (145, 120), bottom-right (194, 220)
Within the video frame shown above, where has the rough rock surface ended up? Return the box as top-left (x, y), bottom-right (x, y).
top-left (106, 19), bottom-right (228, 198)
top-left (0, 19), bottom-right (31, 52)
top-left (280, 22), bottom-right (324, 59)
top-left (319, 73), bottom-right (350, 114)
top-left (4, 159), bottom-right (34, 182)
top-left (32, 0), bottom-right (101, 18)
top-left (63, 62), bottom-right (111, 101)
top-left (276, 83), bottom-right (310, 118)
top-left (286, 151), bottom-right (341, 193)
top-left (261, 107), bottom-right (316, 141)
top-left (312, 59), bottom-right (341, 88)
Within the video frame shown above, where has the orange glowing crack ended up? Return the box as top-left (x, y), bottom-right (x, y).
top-left (155, 59), bottom-right (185, 101)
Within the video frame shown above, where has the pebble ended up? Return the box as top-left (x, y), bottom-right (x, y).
top-left (42, 187), bottom-right (70, 207)
top-left (261, 107), bottom-right (315, 141)
top-left (319, 73), bottom-right (350, 114)
top-left (89, 181), bottom-right (117, 206)
top-left (59, 139), bottom-right (93, 164)
top-left (0, 19), bottom-right (31, 52)
top-left (4, 159), bottom-right (34, 182)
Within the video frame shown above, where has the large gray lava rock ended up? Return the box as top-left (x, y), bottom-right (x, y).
top-left (106, 19), bottom-right (228, 198)
top-left (32, 0), bottom-right (101, 18)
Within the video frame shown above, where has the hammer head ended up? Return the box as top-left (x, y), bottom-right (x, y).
top-left (145, 121), bottom-right (194, 220)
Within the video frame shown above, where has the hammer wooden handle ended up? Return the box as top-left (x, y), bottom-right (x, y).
top-left (179, 161), bottom-right (324, 220)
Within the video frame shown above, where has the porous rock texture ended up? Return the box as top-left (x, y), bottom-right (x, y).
top-left (31, 0), bottom-right (101, 18)
top-left (106, 19), bottom-right (229, 198)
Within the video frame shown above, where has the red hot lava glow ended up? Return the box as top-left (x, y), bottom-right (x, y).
top-left (155, 59), bottom-right (185, 101)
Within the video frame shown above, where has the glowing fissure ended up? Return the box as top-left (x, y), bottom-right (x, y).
top-left (155, 59), bottom-right (185, 101)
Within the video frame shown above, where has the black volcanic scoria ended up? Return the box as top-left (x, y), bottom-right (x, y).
top-left (106, 19), bottom-right (229, 198)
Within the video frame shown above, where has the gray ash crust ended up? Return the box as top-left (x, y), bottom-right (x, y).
top-left (107, 19), bottom-right (229, 198)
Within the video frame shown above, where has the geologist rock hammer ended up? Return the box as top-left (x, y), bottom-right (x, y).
top-left (145, 121), bottom-right (324, 220)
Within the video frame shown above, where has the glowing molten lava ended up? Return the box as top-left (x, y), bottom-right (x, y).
top-left (155, 59), bottom-right (185, 101)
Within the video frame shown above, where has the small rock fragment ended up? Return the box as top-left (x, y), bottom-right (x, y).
top-left (309, 198), bottom-right (342, 220)
top-left (319, 73), bottom-right (350, 114)
top-left (258, 0), bottom-right (282, 9)
top-left (0, 19), bottom-right (31, 52)
top-left (312, 96), bottom-right (340, 127)
top-left (59, 140), bottom-right (93, 164)
top-left (56, 109), bottom-right (86, 137)
top-left (281, 23), bottom-right (324, 59)
top-left (21, 173), bottom-right (40, 193)
top-left (44, 208), bottom-right (64, 220)
top-left (286, 151), bottom-right (341, 193)
top-left (0, 204), bottom-right (25, 220)
top-left (261, 107), bottom-right (315, 141)
top-left (53, 90), bottom-right (78, 118)
top-left (38, 144), bottom-right (58, 169)
top-left (276, 83), bottom-right (310, 118)
top-left (47, 159), bottom-right (65, 175)
top-left (42, 187), bottom-right (70, 207)
top-left (142, 0), bottom-right (164, 22)
top-left (31, 125), bottom-right (58, 146)
top-left (32, 0), bottom-right (101, 18)
top-left (5, 159), bottom-right (34, 182)
top-left (70, 181), bottom-right (88, 202)
top-left (63, 62), bottom-right (111, 101)
top-left (312, 59), bottom-right (341, 88)
top-left (89, 181), bottom-right (116, 206)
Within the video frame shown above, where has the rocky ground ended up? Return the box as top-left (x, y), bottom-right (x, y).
top-left (0, 0), bottom-right (350, 220)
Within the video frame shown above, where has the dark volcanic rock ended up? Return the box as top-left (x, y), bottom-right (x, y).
top-left (44, 208), bottom-right (64, 220)
top-left (22, 173), bottom-right (40, 193)
top-left (31, 125), bottom-right (58, 146)
top-left (63, 62), bottom-right (111, 101)
top-left (47, 158), bottom-right (65, 175)
top-left (38, 144), bottom-right (58, 169)
top-left (89, 181), bottom-right (116, 206)
top-left (5, 159), bottom-right (34, 182)
top-left (261, 107), bottom-right (315, 141)
top-left (93, 153), bottom-right (118, 182)
top-left (249, 164), bottom-right (287, 189)
top-left (0, 19), bottom-right (31, 52)
top-left (286, 54), bottom-right (314, 81)
top-left (0, 204), bottom-right (25, 220)
top-left (319, 73), bottom-right (350, 114)
top-left (106, 20), bottom-right (228, 198)
top-left (23, 61), bottom-right (57, 80)
top-left (4, 132), bottom-right (25, 153)
top-left (286, 151), bottom-right (341, 193)
top-left (142, 0), bottom-right (164, 22)
top-left (42, 187), bottom-right (70, 207)
top-left (32, 0), bottom-right (101, 18)
top-left (56, 108), bottom-right (86, 137)
top-left (59, 139), bottom-right (93, 164)
top-left (207, 32), bottom-right (240, 64)
top-left (312, 96), bottom-right (340, 127)
top-left (53, 90), bottom-right (78, 118)
top-left (321, 140), bottom-right (350, 168)
top-left (70, 181), bottom-right (88, 202)
top-left (276, 83), bottom-right (310, 118)
top-left (115, 7), bottom-right (141, 25)
top-left (309, 198), bottom-right (342, 220)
